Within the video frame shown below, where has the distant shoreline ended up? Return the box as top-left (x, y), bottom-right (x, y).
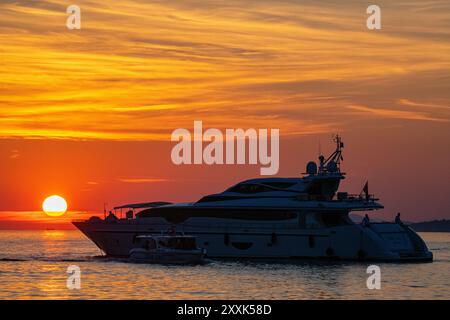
top-left (410, 220), bottom-right (450, 233)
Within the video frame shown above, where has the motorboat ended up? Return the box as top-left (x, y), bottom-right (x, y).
top-left (129, 235), bottom-right (206, 264)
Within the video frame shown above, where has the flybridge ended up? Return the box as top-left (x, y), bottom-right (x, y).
top-left (171, 121), bottom-right (279, 175)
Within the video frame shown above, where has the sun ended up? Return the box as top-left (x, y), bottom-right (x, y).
top-left (42, 195), bottom-right (68, 217)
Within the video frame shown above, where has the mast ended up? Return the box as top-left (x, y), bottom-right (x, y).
top-left (318, 134), bottom-right (344, 174)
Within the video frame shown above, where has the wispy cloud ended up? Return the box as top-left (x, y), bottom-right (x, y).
top-left (118, 177), bottom-right (170, 183)
top-left (346, 105), bottom-right (449, 122)
top-left (398, 99), bottom-right (449, 110)
top-left (0, 0), bottom-right (449, 139)
top-left (9, 149), bottom-right (20, 159)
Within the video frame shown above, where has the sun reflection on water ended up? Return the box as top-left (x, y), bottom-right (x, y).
top-left (0, 231), bottom-right (448, 299)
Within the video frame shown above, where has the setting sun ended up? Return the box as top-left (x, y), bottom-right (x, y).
top-left (42, 195), bottom-right (68, 217)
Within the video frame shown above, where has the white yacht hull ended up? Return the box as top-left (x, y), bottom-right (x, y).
top-left (73, 218), bottom-right (433, 262)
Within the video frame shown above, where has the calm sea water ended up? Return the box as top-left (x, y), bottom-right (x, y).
top-left (0, 230), bottom-right (449, 299)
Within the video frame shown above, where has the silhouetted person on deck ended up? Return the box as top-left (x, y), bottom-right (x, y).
top-left (395, 212), bottom-right (403, 225)
top-left (105, 211), bottom-right (118, 222)
top-left (362, 214), bottom-right (370, 227)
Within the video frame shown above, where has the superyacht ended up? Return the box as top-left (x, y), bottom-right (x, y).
top-left (73, 136), bottom-right (433, 261)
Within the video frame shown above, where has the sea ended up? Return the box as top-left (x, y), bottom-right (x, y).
top-left (0, 230), bottom-right (449, 299)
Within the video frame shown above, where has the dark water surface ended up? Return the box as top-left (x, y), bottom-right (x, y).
top-left (0, 230), bottom-right (448, 299)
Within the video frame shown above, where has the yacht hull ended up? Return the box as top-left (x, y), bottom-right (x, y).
top-left (73, 218), bottom-right (433, 262)
top-left (73, 137), bottom-right (433, 262)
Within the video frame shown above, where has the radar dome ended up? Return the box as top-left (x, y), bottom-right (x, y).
top-left (326, 160), bottom-right (338, 172)
top-left (306, 161), bottom-right (318, 174)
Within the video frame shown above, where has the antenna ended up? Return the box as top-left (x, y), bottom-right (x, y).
top-left (318, 138), bottom-right (322, 158)
top-left (321, 134), bottom-right (344, 172)
top-left (103, 202), bottom-right (107, 220)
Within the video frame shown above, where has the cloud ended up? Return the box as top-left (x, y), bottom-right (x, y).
top-left (9, 149), bottom-right (20, 159)
top-left (398, 99), bottom-right (449, 110)
top-left (118, 177), bottom-right (170, 183)
top-left (346, 104), bottom-right (449, 122)
top-left (0, 0), bottom-right (449, 140)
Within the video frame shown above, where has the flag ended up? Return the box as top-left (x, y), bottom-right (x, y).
top-left (362, 181), bottom-right (369, 201)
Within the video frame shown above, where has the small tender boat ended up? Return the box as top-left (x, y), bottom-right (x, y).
top-left (129, 235), bottom-right (206, 264)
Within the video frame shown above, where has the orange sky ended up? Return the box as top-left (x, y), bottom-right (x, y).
top-left (0, 0), bottom-right (449, 228)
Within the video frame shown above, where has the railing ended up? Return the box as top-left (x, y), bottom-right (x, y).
top-left (295, 193), bottom-right (379, 202)
top-left (72, 218), bottom-right (302, 230)
top-left (180, 221), bottom-right (299, 230)
top-left (336, 193), bottom-right (379, 202)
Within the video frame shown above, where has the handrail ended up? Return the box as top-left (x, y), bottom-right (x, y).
top-left (339, 193), bottom-right (379, 201)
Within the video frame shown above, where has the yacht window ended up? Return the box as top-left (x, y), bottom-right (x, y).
top-left (263, 182), bottom-right (296, 188)
top-left (139, 207), bottom-right (298, 221)
top-left (229, 184), bottom-right (272, 194)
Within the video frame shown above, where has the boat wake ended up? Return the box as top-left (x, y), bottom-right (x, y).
top-left (0, 256), bottom-right (105, 263)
